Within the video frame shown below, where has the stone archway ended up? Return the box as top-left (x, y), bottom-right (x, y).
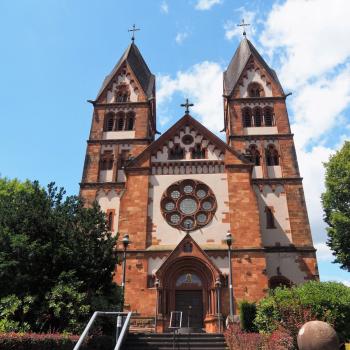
top-left (156, 255), bottom-right (221, 332)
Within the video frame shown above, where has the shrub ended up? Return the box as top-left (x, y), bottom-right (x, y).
top-left (0, 332), bottom-right (114, 350)
top-left (224, 323), bottom-right (293, 350)
top-left (255, 281), bottom-right (350, 342)
top-left (239, 300), bottom-right (257, 332)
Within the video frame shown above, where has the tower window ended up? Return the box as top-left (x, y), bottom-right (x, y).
top-left (126, 112), bottom-right (135, 130)
top-left (248, 82), bottom-right (264, 97)
top-left (247, 144), bottom-right (260, 166)
top-left (266, 145), bottom-right (279, 166)
top-left (264, 107), bottom-right (274, 126)
top-left (191, 144), bottom-right (206, 159)
top-left (242, 107), bottom-right (252, 127)
top-left (116, 112), bottom-right (125, 131)
top-left (115, 84), bottom-right (130, 102)
top-left (100, 151), bottom-right (114, 170)
top-left (169, 145), bottom-right (184, 160)
top-left (104, 113), bottom-right (115, 131)
top-left (265, 206), bottom-right (276, 229)
top-left (106, 209), bottom-right (115, 231)
top-left (253, 107), bottom-right (262, 127)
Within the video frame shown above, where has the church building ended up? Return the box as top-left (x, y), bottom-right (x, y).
top-left (80, 35), bottom-right (319, 333)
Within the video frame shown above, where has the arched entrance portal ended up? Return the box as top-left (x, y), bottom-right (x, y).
top-left (156, 255), bottom-right (221, 332)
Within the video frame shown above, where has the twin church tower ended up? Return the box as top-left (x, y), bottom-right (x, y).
top-left (80, 33), bottom-right (318, 332)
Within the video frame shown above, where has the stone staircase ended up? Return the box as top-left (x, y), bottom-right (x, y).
top-left (123, 332), bottom-right (228, 349)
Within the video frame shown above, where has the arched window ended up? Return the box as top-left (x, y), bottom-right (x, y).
top-left (116, 112), bottom-right (125, 131)
top-left (269, 276), bottom-right (291, 289)
top-left (115, 84), bottom-right (130, 102)
top-left (104, 113), bottom-right (114, 131)
top-left (266, 145), bottom-right (279, 166)
top-left (264, 107), bottom-right (274, 126)
top-left (247, 144), bottom-right (260, 166)
top-left (265, 206), bottom-right (276, 228)
top-left (126, 112), bottom-right (135, 131)
top-left (248, 82), bottom-right (264, 97)
top-left (100, 151), bottom-right (114, 170)
top-left (191, 144), bottom-right (206, 159)
top-left (253, 107), bottom-right (262, 127)
top-left (242, 107), bottom-right (252, 127)
top-left (107, 211), bottom-right (114, 231)
top-left (169, 145), bottom-right (184, 160)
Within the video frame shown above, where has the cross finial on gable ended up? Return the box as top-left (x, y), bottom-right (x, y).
top-left (237, 19), bottom-right (250, 37)
top-left (128, 24), bottom-right (140, 43)
top-left (180, 98), bottom-right (194, 115)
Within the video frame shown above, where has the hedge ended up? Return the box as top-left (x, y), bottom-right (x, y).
top-left (0, 332), bottom-right (114, 350)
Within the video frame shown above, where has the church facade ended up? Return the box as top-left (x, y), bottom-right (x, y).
top-left (80, 37), bottom-right (319, 332)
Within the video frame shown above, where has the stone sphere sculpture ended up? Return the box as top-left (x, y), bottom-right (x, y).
top-left (297, 321), bottom-right (339, 350)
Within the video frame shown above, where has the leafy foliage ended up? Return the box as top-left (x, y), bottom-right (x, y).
top-left (224, 323), bottom-right (293, 350)
top-left (255, 281), bottom-right (350, 342)
top-left (0, 332), bottom-right (114, 350)
top-left (0, 178), bottom-right (120, 333)
top-left (239, 300), bottom-right (257, 332)
top-left (322, 141), bottom-right (350, 271)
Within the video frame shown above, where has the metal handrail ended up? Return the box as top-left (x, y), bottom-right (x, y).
top-left (114, 311), bottom-right (132, 350)
top-left (73, 311), bottom-right (131, 350)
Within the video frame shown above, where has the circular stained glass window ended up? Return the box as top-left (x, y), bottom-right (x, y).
top-left (197, 213), bottom-right (207, 223)
top-left (184, 185), bottom-right (193, 194)
top-left (165, 202), bottom-right (175, 211)
top-left (179, 198), bottom-right (197, 215)
top-left (202, 201), bottom-right (212, 210)
top-left (170, 214), bottom-right (181, 224)
top-left (171, 190), bottom-right (181, 199)
top-left (183, 218), bottom-right (194, 229)
top-left (161, 180), bottom-right (217, 231)
top-left (196, 189), bottom-right (207, 198)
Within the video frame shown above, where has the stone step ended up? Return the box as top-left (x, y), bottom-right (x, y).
top-left (123, 332), bottom-right (228, 350)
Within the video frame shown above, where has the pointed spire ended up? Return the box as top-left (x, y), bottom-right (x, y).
top-left (223, 38), bottom-right (284, 96)
top-left (95, 42), bottom-right (155, 101)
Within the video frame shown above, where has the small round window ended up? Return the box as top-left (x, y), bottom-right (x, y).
top-left (161, 179), bottom-right (217, 231)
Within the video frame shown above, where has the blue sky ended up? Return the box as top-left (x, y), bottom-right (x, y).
top-left (1, 0), bottom-right (349, 285)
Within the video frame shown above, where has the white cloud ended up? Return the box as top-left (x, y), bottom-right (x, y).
top-left (260, 0), bottom-right (350, 88)
top-left (175, 32), bottom-right (189, 45)
top-left (157, 61), bottom-right (223, 132)
top-left (315, 242), bottom-right (333, 262)
top-left (224, 9), bottom-right (255, 41)
top-left (160, 1), bottom-right (169, 14)
top-left (195, 0), bottom-right (222, 11)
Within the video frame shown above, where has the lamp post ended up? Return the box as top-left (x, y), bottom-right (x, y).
top-left (121, 234), bottom-right (130, 310)
top-left (155, 278), bottom-right (160, 333)
top-left (225, 233), bottom-right (234, 318)
top-left (215, 278), bottom-right (222, 333)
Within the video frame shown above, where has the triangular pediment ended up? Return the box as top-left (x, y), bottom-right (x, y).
top-left (155, 233), bottom-right (222, 280)
top-left (95, 43), bottom-right (155, 103)
top-left (127, 114), bottom-right (250, 168)
top-left (224, 38), bottom-right (284, 97)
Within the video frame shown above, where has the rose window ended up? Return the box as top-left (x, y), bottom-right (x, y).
top-left (161, 179), bottom-right (217, 231)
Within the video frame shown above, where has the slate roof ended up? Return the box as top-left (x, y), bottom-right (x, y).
top-left (95, 43), bottom-right (155, 101)
top-left (223, 38), bottom-right (284, 96)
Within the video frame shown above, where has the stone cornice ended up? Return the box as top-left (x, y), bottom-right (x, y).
top-left (228, 96), bottom-right (287, 103)
top-left (121, 245), bottom-right (316, 254)
top-left (87, 138), bottom-right (152, 145)
top-left (229, 133), bottom-right (294, 140)
top-left (252, 177), bottom-right (303, 185)
top-left (79, 182), bottom-right (126, 189)
top-left (92, 101), bottom-right (151, 108)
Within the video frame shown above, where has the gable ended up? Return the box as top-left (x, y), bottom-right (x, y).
top-left (127, 114), bottom-right (250, 169)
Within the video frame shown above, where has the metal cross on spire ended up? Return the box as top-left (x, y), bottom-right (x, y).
top-left (128, 24), bottom-right (140, 43)
top-left (237, 19), bottom-right (250, 37)
top-left (181, 98), bottom-right (194, 115)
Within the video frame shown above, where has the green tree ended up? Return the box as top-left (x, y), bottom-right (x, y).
top-left (322, 141), bottom-right (350, 271)
top-left (0, 178), bottom-right (120, 332)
